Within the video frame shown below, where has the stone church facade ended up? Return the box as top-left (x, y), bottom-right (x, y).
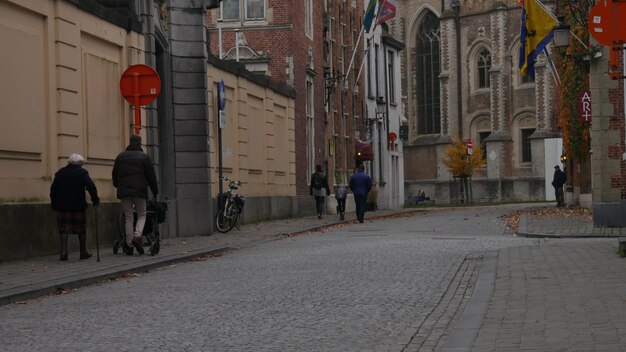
top-left (390, 0), bottom-right (561, 204)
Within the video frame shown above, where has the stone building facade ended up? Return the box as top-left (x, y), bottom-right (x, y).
top-left (390, 0), bottom-right (560, 204)
top-left (0, 0), bottom-right (296, 261)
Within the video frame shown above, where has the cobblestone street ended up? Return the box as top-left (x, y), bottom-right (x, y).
top-left (1, 206), bottom-right (536, 351)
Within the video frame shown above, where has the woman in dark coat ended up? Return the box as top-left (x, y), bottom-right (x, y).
top-left (310, 164), bottom-right (330, 219)
top-left (50, 154), bottom-right (100, 261)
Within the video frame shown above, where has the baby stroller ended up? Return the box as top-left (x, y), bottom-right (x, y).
top-left (335, 186), bottom-right (347, 221)
top-left (113, 199), bottom-right (167, 256)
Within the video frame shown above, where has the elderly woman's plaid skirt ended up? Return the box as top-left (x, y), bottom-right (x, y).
top-left (56, 211), bottom-right (86, 235)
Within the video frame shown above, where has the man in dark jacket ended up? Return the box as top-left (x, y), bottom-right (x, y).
top-left (310, 164), bottom-right (330, 219)
top-left (50, 153), bottom-right (100, 261)
top-left (349, 164), bottom-right (372, 223)
top-left (112, 135), bottom-right (158, 255)
top-left (552, 165), bottom-right (566, 207)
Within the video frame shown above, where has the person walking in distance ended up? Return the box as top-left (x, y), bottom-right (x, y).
top-left (349, 164), bottom-right (372, 223)
top-left (310, 164), bottom-right (330, 219)
top-left (50, 153), bottom-right (100, 261)
top-left (552, 164), bottom-right (566, 208)
top-left (112, 135), bottom-right (158, 255)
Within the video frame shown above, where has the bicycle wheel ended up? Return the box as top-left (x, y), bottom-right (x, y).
top-left (215, 204), bottom-right (236, 233)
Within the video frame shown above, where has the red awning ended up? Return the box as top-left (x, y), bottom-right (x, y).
top-left (355, 141), bottom-right (374, 161)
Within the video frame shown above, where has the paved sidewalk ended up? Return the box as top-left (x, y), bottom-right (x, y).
top-left (466, 240), bottom-right (626, 352)
top-left (519, 212), bottom-right (626, 238)
top-left (443, 206), bottom-right (626, 352)
top-left (0, 208), bottom-right (412, 306)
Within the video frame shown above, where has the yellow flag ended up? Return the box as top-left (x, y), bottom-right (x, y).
top-left (519, 0), bottom-right (557, 77)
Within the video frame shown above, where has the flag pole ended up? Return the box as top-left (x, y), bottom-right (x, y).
top-left (543, 47), bottom-right (561, 86)
top-left (345, 27), bottom-right (364, 79)
top-left (354, 39), bottom-right (373, 89)
top-left (346, 0), bottom-right (383, 82)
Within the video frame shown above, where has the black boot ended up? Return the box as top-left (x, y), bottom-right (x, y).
top-left (132, 237), bottom-right (144, 255)
top-left (78, 233), bottom-right (92, 260)
top-left (59, 233), bottom-right (68, 261)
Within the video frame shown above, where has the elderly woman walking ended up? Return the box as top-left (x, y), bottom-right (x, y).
top-left (50, 154), bottom-right (100, 261)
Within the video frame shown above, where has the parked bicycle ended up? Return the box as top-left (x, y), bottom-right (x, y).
top-left (215, 176), bottom-right (245, 233)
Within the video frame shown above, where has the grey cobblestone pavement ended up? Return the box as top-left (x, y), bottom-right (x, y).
top-left (2, 204), bottom-right (626, 351)
top-left (519, 211), bottom-right (626, 238)
top-left (0, 208), bottom-right (418, 306)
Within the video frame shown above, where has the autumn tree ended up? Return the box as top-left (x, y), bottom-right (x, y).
top-left (442, 138), bottom-right (486, 177)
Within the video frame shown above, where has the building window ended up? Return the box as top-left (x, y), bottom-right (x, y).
top-left (521, 128), bottom-right (535, 163)
top-left (306, 76), bottom-right (315, 180)
top-left (375, 43), bottom-right (380, 98)
top-left (367, 45), bottom-right (373, 96)
top-left (305, 0), bottom-right (313, 38)
top-left (477, 49), bottom-right (491, 89)
top-left (387, 50), bottom-right (396, 104)
top-left (221, 0), bottom-right (265, 22)
top-left (416, 11), bottom-right (441, 135)
top-left (520, 71), bottom-right (534, 85)
top-left (479, 131), bottom-right (491, 161)
top-left (340, 23), bottom-right (346, 75)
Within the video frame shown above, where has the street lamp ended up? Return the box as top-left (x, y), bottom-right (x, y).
top-left (375, 96), bottom-right (386, 123)
top-left (324, 67), bottom-right (341, 105)
top-left (553, 16), bottom-right (571, 48)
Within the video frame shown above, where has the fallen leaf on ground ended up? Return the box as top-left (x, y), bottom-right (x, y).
top-left (500, 206), bottom-right (592, 233)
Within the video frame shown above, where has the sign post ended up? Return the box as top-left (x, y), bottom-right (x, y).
top-left (388, 132), bottom-right (397, 151)
top-left (588, 0), bottom-right (626, 79)
top-left (120, 64), bottom-right (161, 135)
top-left (466, 139), bottom-right (473, 205)
top-left (217, 80), bottom-right (226, 195)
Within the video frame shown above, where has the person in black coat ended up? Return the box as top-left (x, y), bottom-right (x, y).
top-left (551, 165), bottom-right (566, 207)
top-left (50, 153), bottom-right (100, 261)
top-left (310, 164), bottom-right (330, 219)
top-left (112, 135), bottom-right (158, 255)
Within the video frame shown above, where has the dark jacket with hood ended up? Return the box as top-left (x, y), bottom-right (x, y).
top-left (50, 165), bottom-right (100, 211)
top-left (112, 137), bottom-right (158, 199)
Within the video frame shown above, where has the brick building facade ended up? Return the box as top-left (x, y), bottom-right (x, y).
top-left (388, 0), bottom-right (560, 204)
top-left (590, 46), bottom-right (626, 226)
top-left (206, 0), bottom-right (366, 215)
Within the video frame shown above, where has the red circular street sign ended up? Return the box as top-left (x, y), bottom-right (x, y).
top-left (588, 0), bottom-right (626, 46)
top-left (120, 64), bottom-right (161, 106)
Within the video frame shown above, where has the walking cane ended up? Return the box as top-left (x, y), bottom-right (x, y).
top-left (94, 205), bottom-right (100, 262)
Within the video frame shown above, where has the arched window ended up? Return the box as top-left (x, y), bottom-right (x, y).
top-left (477, 49), bottom-right (491, 89)
top-left (515, 115), bottom-right (536, 165)
top-left (416, 12), bottom-right (441, 135)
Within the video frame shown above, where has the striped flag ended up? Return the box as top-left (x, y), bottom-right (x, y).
top-left (363, 0), bottom-right (378, 33)
top-left (376, 0), bottom-right (397, 26)
top-left (519, 0), bottom-right (557, 78)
